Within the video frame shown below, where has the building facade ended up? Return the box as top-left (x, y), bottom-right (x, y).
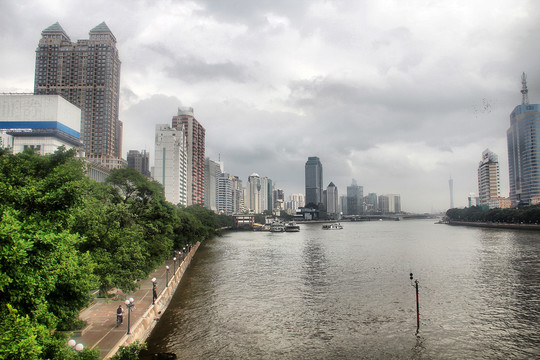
top-left (305, 156), bottom-right (323, 207)
top-left (477, 149), bottom-right (500, 206)
top-left (246, 173), bottom-right (261, 213)
top-left (204, 158), bottom-right (222, 211)
top-left (507, 74), bottom-right (540, 205)
top-left (127, 150), bottom-right (151, 177)
top-left (172, 107), bottom-right (205, 205)
top-left (347, 179), bottom-right (363, 215)
top-left (153, 124), bottom-right (188, 206)
top-left (0, 94), bottom-right (82, 154)
top-left (216, 173), bottom-right (233, 214)
top-left (326, 182), bottom-right (339, 215)
top-left (34, 22), bottom-right (125, 168)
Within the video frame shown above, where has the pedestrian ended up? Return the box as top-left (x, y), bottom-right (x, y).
top-left (153, 283), bottom-right (158, 302)
top-left (116, 305), bottom-right (124, 326)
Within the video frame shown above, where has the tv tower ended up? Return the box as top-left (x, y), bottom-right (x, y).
top-left (521, 72), bottom-right (529, 105)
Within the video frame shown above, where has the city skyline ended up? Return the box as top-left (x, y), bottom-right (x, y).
top-left (1, 0), bottom-right (539, 212)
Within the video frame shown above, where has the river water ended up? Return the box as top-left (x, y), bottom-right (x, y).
top-left (142, 220), bottom-right (539, 359)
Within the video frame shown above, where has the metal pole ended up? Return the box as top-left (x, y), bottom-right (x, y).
top-left (410, 273), bottom-right (420, 334)
top-left (415, 279), bottom-right (420, 333)
top-left (126, 305), bottom-right (131, 334)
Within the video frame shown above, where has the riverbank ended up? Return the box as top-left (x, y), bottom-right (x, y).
top-left (71, 242), bottom-right (200, 359)
top-left (447, 220), bottom-right (540, 231)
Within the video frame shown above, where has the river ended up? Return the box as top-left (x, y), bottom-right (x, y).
top-left (141, 219), bottom-right (539, 359)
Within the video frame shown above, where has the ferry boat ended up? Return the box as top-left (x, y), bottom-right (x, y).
top-left (322, 222), bottom-right (343, 230)
top-left (270, 221), bottom-right (285, 232)
top-left (285, 221), bottom-right (300, 232)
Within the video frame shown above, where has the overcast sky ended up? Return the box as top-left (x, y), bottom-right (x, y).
top-left (1, 0), bottom-right (539, 213)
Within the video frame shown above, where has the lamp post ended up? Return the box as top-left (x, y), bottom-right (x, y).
top-left (165, 265), bottom-right (169, 287)
top-left (125, 297), bottom-right (135, 335)
top-left (173, 257), bottom-right (177, 274)
top-left (151, 277), bottom-right (157, 305)
top-left (410, 273), bottom-right (420, 334)
top-left (67, 339), bottom-right (84, 352)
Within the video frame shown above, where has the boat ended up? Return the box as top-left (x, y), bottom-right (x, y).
top-left (285, 221), bottom-right (300, 232)
top-left (270, 221), bottom-right (285, 232)
top-left (322, 223), bottom-right (343, 230)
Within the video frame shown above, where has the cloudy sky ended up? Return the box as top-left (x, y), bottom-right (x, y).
top-left (1, 0), bottom-right (539, 213)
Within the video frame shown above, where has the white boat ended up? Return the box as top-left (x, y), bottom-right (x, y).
top-left (322, 223), bottom-right (343, 230)
top-left (285, 222), bottom-right (300, 232)
top-left (270, 221), bottom-right (285, 232)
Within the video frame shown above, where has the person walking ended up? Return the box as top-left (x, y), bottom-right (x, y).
top-left (116, 305), bottom-right (124, 326)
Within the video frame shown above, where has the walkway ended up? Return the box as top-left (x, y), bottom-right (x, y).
top-left (71, 246), bottom-right (196, 359)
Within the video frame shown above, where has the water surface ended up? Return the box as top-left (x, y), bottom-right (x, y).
top-left (143, 220), bottom-right (540, 359)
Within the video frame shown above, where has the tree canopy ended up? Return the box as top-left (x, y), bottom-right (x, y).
top-left (0, 148), bottom-right (231, 359)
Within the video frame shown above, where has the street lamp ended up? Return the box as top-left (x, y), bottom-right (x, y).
top-left (124, 297), bottom-right (135, 335)
top-left (173, 257), bottom-right (177, 274)
top-left (165, 265), bottom-right (169, 287)
top-left (67, 339), bottom-right (84, 352)
top-left (151, 277), bottom-right (157, 305)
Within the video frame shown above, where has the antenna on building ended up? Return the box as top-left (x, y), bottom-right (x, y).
top-left (521, 72), bottom-right (529, 105)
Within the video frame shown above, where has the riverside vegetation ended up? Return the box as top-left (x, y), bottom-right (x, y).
top-left (0, 147), bottom-right (232, 360)
top-left (446, 205), bottom-right (540, 224)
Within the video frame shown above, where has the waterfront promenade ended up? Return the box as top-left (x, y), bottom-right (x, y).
top-left (71, 243), bottom-right (199, 359)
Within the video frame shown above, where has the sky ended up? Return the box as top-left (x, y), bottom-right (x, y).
top-left (1, 0), bottom-right (540, 213)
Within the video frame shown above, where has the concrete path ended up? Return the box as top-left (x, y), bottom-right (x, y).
top-left (71, 249), bottom-right (193, 359)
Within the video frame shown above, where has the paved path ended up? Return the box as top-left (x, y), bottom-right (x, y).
top-left (71, 251), bottom-right (191, 359)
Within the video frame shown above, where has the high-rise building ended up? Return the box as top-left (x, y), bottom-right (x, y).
top-left (34, 22), bottom-right (125, 169)
top-left (216, 173), bottom-right (233, 214)
top-left (231, 175), bottom-right (244, 214)
top-left (326, 182), bottom-right (338, 215)
top-left (127, 150), bottom-right (151, 177)
top-left (507, 73), bottom-right (540, 205)
top-left (477, 149), bottom-right (500, 206)
top-left (347, 179), bottom-right (363, 215)
top-left (366, 193), bottom-right (378, 213)
top-left (378, 194), bottom-right (401, 213)
top-left (204, 158), bottom-right (222, 211)
top-left (153, 124), bottom-right (188, 206)
top-left (305, 156), bottom-right (323, 207)
top-left (172, 107), bottom-right (206, 205)
top-left (246, 173), bottom-right (261, 213)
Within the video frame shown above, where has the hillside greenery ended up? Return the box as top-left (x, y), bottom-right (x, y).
top-left (0, 147), bottom-right (230, 359)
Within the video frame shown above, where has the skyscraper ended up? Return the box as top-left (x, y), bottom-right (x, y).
top-left (34, 22), bottom-right (124, 168)
top-left (127, 150), bottom-right (151, 177)
top-left (305, 156), bottom-right (323, 207)
top-left (477, 149), bottom-right (500, 206)
top-left (326, 182), bottom-right (339, 215)
top-left (246, 173), bottom-right (261, 213)
top-left (204, 158), bottom-right (222, 211)
top-left (172, 107), bottom-right (206, 205)
top-left (347, 179), bottom-right (363, 215)
top-left (507, 73), bottom-right (540, 205)
top-left (153, 124), bottom-right (188, 206)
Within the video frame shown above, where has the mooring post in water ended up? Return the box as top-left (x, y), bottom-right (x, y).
top-left (410, 273), bottom-right (419, 334)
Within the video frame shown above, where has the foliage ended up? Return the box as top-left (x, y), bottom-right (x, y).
top-left (109, 341), bottom-right (147, 360)
top-left (446, 205), bottom-right (540, 224)
top-left (0, 149), bottom-right (229, 358)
